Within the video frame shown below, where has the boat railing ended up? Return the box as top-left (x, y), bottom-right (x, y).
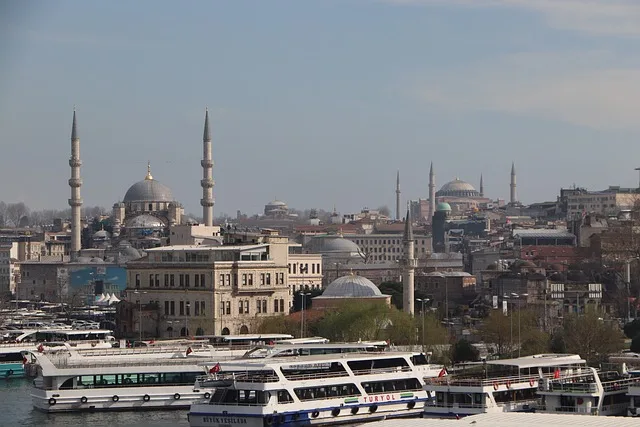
top-left (45, 355), bottom-right (205, 369)
top-left (538, 404), bottom-right (598, 415)
top-left (424, 401), bottom-right (487, 409)
top-left (351, 366), bottom-right (413, 376)
top-left (601, 376), bottom-right (640, 392)
top-left (70, 344), bottom-right (211, 357)
top-left (424, 372), bottom-right (541, 388)
top-left (196, 372), bottom-right (280, 386)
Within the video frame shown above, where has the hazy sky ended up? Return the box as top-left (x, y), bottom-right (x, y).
top-left (1, 0), bottom-right (640, 217)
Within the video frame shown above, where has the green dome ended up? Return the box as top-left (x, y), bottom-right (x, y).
top-left (436, 202), bottom-right (452, 212)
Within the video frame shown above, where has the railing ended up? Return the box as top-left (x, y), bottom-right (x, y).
top-left (602, 377), bottom-right (640, 392)
top-left (538, 405), bottom-right (598, 415)
top-left (547, 382), bottom-right (598, 393)
top-left (425, 402), bottom-right (487, 409)
top-left (425, 372), bottom-right (542, 388)
top-left (47, 356), bottom-right (205, 369)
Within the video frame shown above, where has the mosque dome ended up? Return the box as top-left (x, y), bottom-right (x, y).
top-left (322, 274), bottom-right (382, 298)
top-left (304, 235), bottom-right (363, 260)
top-left (125, 214), bottom-right (165, 229)
top-left (123, 165), bottom-right (174, 202)
top-left (264, 199), bottom-right (289, 216)
top-left (92, 229), bottom-right (110, 239)
top-left (436, 202), bottom-right (452, 212)
top-left (436, 178), bottom-right (480, 198)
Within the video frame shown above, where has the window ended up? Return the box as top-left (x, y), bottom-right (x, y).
top-left (180, 301), bottom-right (184, 316)
top-left (164, 274), bottom-right (169, 287)
top-left (195, 301), bottom-right (200, 316)
top-left (244, 300), bottom-right (249, 314)
top-left (266, 273), bottom-right (271, 285)
top-left (260, 273), bottom-right (265, 286)
top-left (248, 274), bottom-right (253, 286)
top-left (155, 274), bottom-right (160, 287)
top-left (170, 301), bottom-right (175, 315)
top-left (200, 274), bottom-right (206, 287)
top-left (226, 301), bottom-right (231, 315)
top-left (238, 301), bottom-right (243, 315)
top-left (149, 274), bottom-right (154, 287)
top-left (186, 302), bottom-right (190, 316)
top-left (242, 274), bottom-right (247, 286)
top-left (164, 301), bottom-right (169, 315)
top-left (135, 274), bottom-right (140, 288)
top-left (170, 274), bottom-right (175, 287)
top-left (185, 274), bottom-right (190, 288)
top-left (179, 274), bottom-right (184, 287)
top-left (280, 299), bottom-right (285, 313)
top-left (262, 300), bottom-right (267, 313)
top-left (274, 299), bottom-right (279, 313)
top-left (312, 264), bottom-right (315, 274)
top-left (257, 300), bottom-right (262, 313)
top-left (200, 301), bottom-right (205, 316)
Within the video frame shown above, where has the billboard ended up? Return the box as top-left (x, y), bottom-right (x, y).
top-left (66, 265), bottom-right (127, 305)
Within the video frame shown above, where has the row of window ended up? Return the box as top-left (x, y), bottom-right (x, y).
top-left (136, 273), bottom-right (207, 288)
top-left (354, 239), bottom-right (428, 245)
top-left (219, 272), bottom-right (285, 287)
top-left (162, 300), bottom-right (207, 317)
top-left (287, 263), bottom-right (321, 275)
top-left (216, 298), bottom-right (288, 316)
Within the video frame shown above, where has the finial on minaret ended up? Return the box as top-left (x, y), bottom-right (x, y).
top-left (429, 161), bottom-right (436, 223)
top-left (203, 107), bottom-right (211, 142)
top-left (403, 207), bottom-right (413, 241)
top-left (145, 161), bottom-right (153, 180)
top-left (480, 174), bottom-right (484, 197)
top-left (71, 109), bottom-right (78, 141)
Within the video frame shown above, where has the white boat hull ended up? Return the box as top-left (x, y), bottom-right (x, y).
top-left (32, 386), bottom-right (209, 412)
top-left (189, 399), bottom-right (426, 427)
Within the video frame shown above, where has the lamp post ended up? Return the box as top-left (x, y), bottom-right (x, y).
top-left (300, 291), bottom-right (311, 338)
top-left (511, 292), bottom-right (528, 357)
top-left (133, 289), bottom-right (147, 342)
top-left (185, 301), bottom-right (190, 337)
top-left (504, 294), bottom-right (512, 357)
top-left (416, 298), bottom-right (430, 351)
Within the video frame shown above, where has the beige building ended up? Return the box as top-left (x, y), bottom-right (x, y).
top-left (566, 188), bottom-right (639, 219)
top-left (346, 234), bottom-right (432, 263)
top-left (0, 242), bottom-right (19, 296)
top-left (124, 231), bottom-right (304, 338)
top-left (287, 253), bottom-right (323, 293)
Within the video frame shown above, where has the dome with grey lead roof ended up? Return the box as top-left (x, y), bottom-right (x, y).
top-left (322, 274), bottom-right (383, 298)
top-left (305, 235), bottom-right (362, 254)
top-left (436, 178), bottom-right (480, 198)
top-left (125, 214), bottom-right (165, 229)
top-left (123, 178), bottom-right (174, 202)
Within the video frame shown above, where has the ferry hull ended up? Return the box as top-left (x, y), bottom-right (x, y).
top-left (32, 386), bottom-right (209, 412)
top-left (0, 363), bottom-right (24, 379)
top-left (189, 399), bottom-right (426, 427)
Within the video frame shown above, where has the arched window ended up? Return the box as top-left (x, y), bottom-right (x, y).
top-left (221, 327), bottom-right (230, 335)
top-left (239, 325), bottom-right (249, 334)
top-left (180, 327), bottom-right (189, 337)
top-left (195, 327), bottom-right (204, 336)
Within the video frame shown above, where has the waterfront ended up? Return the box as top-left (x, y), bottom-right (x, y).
top-left (0, 378), bottom-right (189, 427)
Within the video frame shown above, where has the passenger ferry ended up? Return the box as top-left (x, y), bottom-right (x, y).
top-left (537, 365), bottom-right (640, 416)
top-left (627, 383), bottom-right (640, 416)
top-left (189, 351), bottom-right (443, 427)
top-left (0, 328), bottom-right (115, 380)
top-left (423, 353), bottom-right (585, 418)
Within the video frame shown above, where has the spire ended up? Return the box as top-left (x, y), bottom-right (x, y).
top-left (403, 207), bottom-right (413, 241)
top-left (145, 161), bottom-right (153, 180)
top-left (396, 170), bottom-right (400, 186)
top-left (71, 108), bottom-right (78, 140)
top-left (480, 174), bottom-right (484, 197)
top-left (510, 162), bottom-right (517, 204)
top-left (511, 162), bottom-right (516, 175)
top-left (203, 107), bottom-right (211, 142)
top-left (429, 161), bottom-right (434, 177)
top-left (395, 170), bottom-right (401, 221)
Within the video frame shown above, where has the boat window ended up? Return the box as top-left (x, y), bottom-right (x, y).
top-left (0, 353), bottom-right (25, 362)
top-left (60, 377), bottom-right (74, 390)
top-left (348, 357), bottom-right (410, 375)
top-left (410, 354), bottom-right (428, 366)
top-left (277, 390), bottom-right (294, 403)
top-left (361, 378), bottom-right (421, 394)
top-left (210, 389), bottom-right (270, 406)
top-left (294, 383), bottom-right (360, 401)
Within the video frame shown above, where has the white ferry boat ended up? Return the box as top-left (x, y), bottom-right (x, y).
top-left (188, 351), bottom-right (443, 427)
top-left (0, 328), bottom-right (115, 379)
top-left (423, 353), bottom-right (585, 418)
top-left (537, 365), bottom-right (640, 416)
top-left (627, 383), bottom-right (640, 416)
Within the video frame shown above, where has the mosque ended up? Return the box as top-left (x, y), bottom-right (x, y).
top-left (68, 109), bottom-right (215, 255)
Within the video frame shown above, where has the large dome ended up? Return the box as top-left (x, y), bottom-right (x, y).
top-left (305, 235), bottom-right (363, 256)
top-left (124, 178), bottom-right (174, 202)
top-left (126, 214), bottom-right (165, 229)
top-left (322, 274), bottom-right (382, 297)
top-left (436, 178), bottom-right (480, 198)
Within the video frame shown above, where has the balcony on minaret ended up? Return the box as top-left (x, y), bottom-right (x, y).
top-left (68, 178), bottom-right (83, 187)
top-left (402, 258), bottom-right (418, 268)
top-left (200, 178), bottom-right (214, 188)
top-left (69, 158), bottom-right (82, 167)
top-left (68, 198), bottom-right (83, 207)
top-left (201, 159), bottom-right (213, 168)
top-left (200, 199), bottom-right (214, 207)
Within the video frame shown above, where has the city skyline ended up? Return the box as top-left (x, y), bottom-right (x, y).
top-left (1, 0), bottom-right (639, 216)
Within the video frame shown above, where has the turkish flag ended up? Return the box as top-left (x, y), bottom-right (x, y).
top-left (209, 363), bottom-right (221, 374)
top-left (186, 347), bottom-right (193, 356)
top-left (438, 368), bottom-right (447, 377)
top-left (37, 344), bottom-right (44, 353)
top-left (553, 368), bottom-right (560, 379)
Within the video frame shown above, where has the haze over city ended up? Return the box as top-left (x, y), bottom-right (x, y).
top-left (1, 0), bottom-right (639, 215)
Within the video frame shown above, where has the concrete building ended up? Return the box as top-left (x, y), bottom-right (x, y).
top-left (565, 187), bottom-right (639, 219)
top-left (346, 233), bottom-right (431, 263)
top-left (0, 242), bottom-right (19, 296)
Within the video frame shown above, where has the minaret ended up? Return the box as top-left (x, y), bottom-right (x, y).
top-left (402, 207), bottom-right (416, 315)
top-left (200, 108), bottom-right (214, 226)
top-left (479, 174), bottom-right (484, 197)
top-left (510, 162), bottom-right (517, 204)
top-left (429, 162), bottom-right (436, 221)
top-left (68, 109), bottom-right (83, 261)
top-left (395, 170), bottom-right (401, 221)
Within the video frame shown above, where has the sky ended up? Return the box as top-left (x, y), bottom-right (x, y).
top-left (1, 0), bottom-right (640, 218)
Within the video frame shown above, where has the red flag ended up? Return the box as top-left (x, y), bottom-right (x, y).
top-left (186, 347), bottom-right (193, 356)
top-left (37, 344), bottom-right (44, 353)
top-left (209, 363), bottom-right (221, 374)
top-left (149, 339), bottom-right (155, 344)
top-left (553, 368), bottom-right (560, 379)
top-left (438, 368), bottom-right (447, 378)
top-left (22, 356), bottom-right (27, 365)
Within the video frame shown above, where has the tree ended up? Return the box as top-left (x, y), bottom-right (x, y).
top-left (479, 310), bottom-right (512, 357)
top-left (630, 334), bottom-right (640, 353)
top-left (561, 309), bottom-right (624, 364)
top-left (624, 319), bottom-right (640, 339)
top-left (379, 282), bottom-right (403, 309)
top-left (417, 313), bottom-right (449, 346)
top-left (255, 315), bottom-right (300, 337)
top-left (451, 339), bottom-right (479, 363)
top-left (377, 205), bottom-right (391, 218)
top-left (5, 202), bottom-right (29, 228)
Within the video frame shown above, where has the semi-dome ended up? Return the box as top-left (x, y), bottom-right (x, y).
top-left (125, 214), bottom-right (165, 229)
top-left (436, 178), bottom-right (480, 198)
top-left (322, 274), bottom-right (382, 298)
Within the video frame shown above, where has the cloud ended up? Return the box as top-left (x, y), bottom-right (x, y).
top-left (381, 0), bottom-right (640, 37)
top-left (412, 50), bottom-right (640, 131)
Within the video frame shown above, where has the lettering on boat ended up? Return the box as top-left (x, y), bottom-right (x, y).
top-left (202, 416), bottom-right (248, 424)
top-left (363, 393), bottom-right (397, 402)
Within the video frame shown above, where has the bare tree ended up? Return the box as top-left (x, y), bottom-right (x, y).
top-left (5, 202), bottom-right (30, 228)
top-left (0, 201), bottom-right (7, 227)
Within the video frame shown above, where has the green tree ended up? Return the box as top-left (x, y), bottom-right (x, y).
top-left (451, 339), bottom-right (479, 363)
top-left (378, 282), bottom-right (403, 310)
top-left (255, 315), bottom-right (300, 337)
top-left (416, 313), bottom-right (449, 346)
top-left (562, 309), bottom-right (624, 364)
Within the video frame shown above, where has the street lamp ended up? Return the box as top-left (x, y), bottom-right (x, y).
top-left (416, 298), bottom-right (430, 351)
top-left (300, 291), bottom-right (311, 338)
top-left (503, 294), bottom-right (513, 357)
top-left (185, 301), bottom-right (190, 337)
top-left (133, 289), bottom-right (147, 342)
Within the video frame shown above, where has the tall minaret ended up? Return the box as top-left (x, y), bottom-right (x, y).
top-left (429, 162), bottom-right (436, 221)
top-left (200, 108), bottom-right (214, 226)
top-left (68, 109), bottom-right (83, 261)
top-left (510, 162), bottom-right (517, 204)
top-left (402, 207), bottom-right (416, 315)
top-left (395, 170), bottom-right (401, 221)
top-left (479, 174), bottom-right (484, 197)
